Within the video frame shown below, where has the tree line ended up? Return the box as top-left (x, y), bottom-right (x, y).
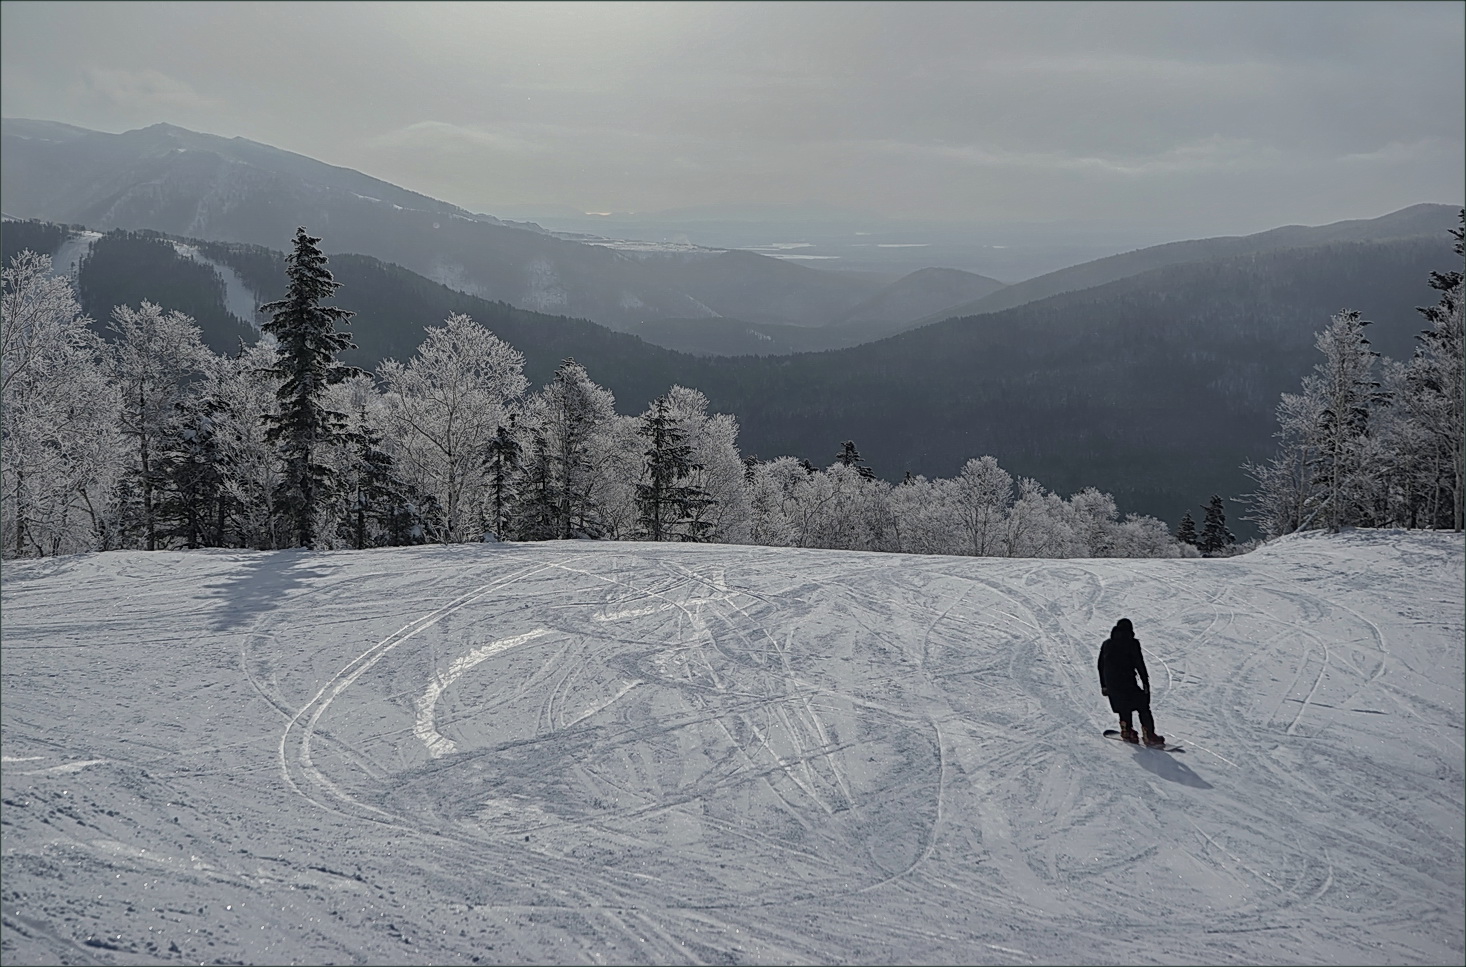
top-left (1244, 213), bottom-right (1464, 536)
top-left (3, 227), bottom-right (1195, 560)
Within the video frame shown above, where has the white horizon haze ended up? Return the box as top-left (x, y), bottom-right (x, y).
top-left (1, 1), bottom-right (1462, 238)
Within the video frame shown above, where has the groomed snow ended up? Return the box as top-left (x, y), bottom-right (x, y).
top-left (2, 531), bottom-right (1462, 965)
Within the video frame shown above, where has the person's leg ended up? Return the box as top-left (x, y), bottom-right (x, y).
top-left (1119, 710), bottom-right (1139, 742)
top-left (1139, 708), bottom-right (1164, 745)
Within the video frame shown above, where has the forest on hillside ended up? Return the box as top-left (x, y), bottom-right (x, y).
top-left (0, 231), bottom-right (1185, 560)
top-left (2, 217), bottom-right (1460, 560)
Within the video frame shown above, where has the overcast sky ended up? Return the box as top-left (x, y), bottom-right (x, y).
top-left (2, 1), bottom-right (1461, 234)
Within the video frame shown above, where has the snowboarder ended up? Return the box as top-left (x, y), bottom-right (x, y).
top-left (1098, 618), bottom-right (1166, 747)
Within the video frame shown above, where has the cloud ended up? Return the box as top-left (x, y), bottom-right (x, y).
top-left (869, 134), bottom-right (1286, 178)
top-left (79, 67), bottom-right (218, 114)
top-left (1337, 138), bottom-right (1457, 166)
top-left (366, 120), bottom-right (550, 157)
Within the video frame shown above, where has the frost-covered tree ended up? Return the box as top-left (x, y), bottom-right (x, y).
top-left (1307, 310), bottom-right (1385, 531)
top-left (108, 302), bottom-right (212, 550)
top-left (1, 252), bottom-right (123, 557)
top-left (1401, 215), bottom-right (1464, 529)
top-left (1243, 390), bottom-right (1328, 538)
top-left (205, 341), bottom-right (287, 549)
top-left (586, 414), bottom-right (643, 541)
top-left (321, 374), bottom-right (424, 549)
top-left (954, 456), bottom-right (1013, 557)
top-left (1003, 478), bottom-right (1071, 558)
top-left (1065, 488), bottom-right (1119, 557)
top-left (635, 395), bottom-right (711, 541)
top-left (1113, 514), bottom-right (1191, 558)
top-left (886, 474), bottom-right (950, 555)
top-left (377, 313), bottom-right (527, 542)
top-left (1247, 219), bottom-right (1463, 536)
top-left (260, 228), bottom-right (358, 548)
top-left (745, 456), bottom-right (801, 547)
top-left (662, 386), bottom-right (748, 542)
top-left (808, 463), bottom-right (875, 550)
top-left (522, 359), bottom-right (617, 539)
top-left (751, 456), bottom-right (825, 547)
top-left (1246, 310), bottom-right (1385, 536)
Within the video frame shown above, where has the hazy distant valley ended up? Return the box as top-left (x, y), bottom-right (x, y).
top-left (2, 117), bottom-right (1460, 535)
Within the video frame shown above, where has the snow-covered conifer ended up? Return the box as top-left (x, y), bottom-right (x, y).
top-left (1175, 511), bottom-right (1199, 548)
top-left (259, 228), bottom-right (359, 548)
top-left (1401, 214), bottom-right (1464, 529)
top-left (160, 392), bottom-right (228, 549)
top-left (523, 359), bottom-right (617, 539)
top-left (1305, 310), bottom-right (1386, 532)
top-left (635, 396), bottom-right (711, 541)
top-left (663, 386), bottom-right (748, 542)
top-left (1198, 495), bottom-right (1236, 556)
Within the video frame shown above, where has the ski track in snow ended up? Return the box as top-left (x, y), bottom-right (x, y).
top-left (1, 532), bottom-right (1462, 965)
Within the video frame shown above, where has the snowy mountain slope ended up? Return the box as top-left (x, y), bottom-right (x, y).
top-left (0, 119), bottom-right (886, 332)
top-left (1, 532), bottom-right (1462, 965)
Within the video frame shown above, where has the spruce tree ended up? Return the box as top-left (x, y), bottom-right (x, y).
top-left (484, 419), bottom-right (523, 540)
top-left (160, 395), bottom-right (227, 549)
top-left (636, 396), bottom-right (711, 541)
top-left (1175, 511), bottom-right (1199, 548)
top-left (338, 410), bottom-right (417, 549)
top-left (536, 359), bottom-right (614, 539)
top-left (1198, 495), bottom-right (1235, 556)
top-left (836, 440), bottom-right (876, 480)
top-left (259, 228), bottom-right (358, 547)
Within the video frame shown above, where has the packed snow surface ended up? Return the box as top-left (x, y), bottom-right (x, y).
top-left (2, 531), bottom-right (1462, 965)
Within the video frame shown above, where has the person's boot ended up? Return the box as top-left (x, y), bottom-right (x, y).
top-left (1143, 727), bottom-right (1166, 748)
top-left (1120, 724), bottom-right (1140, 744)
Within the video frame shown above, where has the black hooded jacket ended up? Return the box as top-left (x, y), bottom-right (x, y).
top-left (1097, 625), bottom-right (1150, 708)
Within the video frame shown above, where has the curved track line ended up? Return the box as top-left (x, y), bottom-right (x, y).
top-left (278, 562), bottom-right (556, 816)
top-left (414, 628), bottom-right (551, 757)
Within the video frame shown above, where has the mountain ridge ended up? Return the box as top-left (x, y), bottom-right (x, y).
top-left (915, 202), bottom-right (1458, 324)
top-left (0, 118), bottom-right (892, 333)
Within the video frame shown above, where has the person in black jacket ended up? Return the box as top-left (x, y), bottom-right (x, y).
top-left (1097, 618), bottom-right (1165, 746)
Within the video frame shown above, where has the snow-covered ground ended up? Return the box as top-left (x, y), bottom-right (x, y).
top-left (2, 531), bottom-right (1462, 965)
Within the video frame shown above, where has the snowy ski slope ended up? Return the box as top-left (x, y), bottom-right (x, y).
top-left (1, 530), bottom-right (1462, 965)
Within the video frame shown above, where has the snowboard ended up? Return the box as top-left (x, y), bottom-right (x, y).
top-left (1103, 729), bottom-right (1183, 752)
